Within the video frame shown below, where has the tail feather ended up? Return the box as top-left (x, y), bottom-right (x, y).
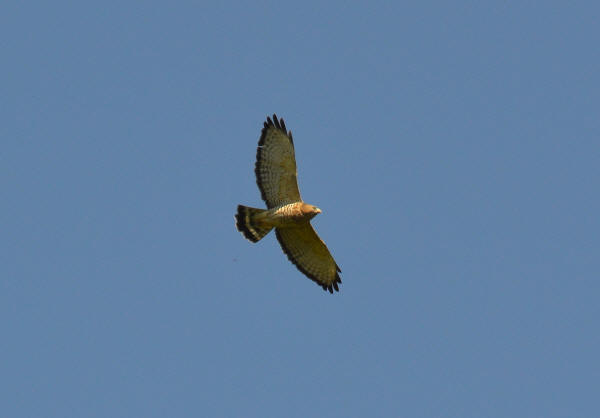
top-left (235, 205), bottom-right (272, 242)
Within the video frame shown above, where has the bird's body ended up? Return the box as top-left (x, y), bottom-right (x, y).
top-left (235, 115), bottom-right (342, 293)
top-left (267, 202), bottom-right (321, 226)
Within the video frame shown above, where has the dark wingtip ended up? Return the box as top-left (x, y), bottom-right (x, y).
top-left (271, 114), bottom-right (287, 133)
top-left (261, 114), bottom-right (292, 143)
top-left (319, 273), bottom-right (342, 294)
top-left (272, 114), bottom-right (281, 130)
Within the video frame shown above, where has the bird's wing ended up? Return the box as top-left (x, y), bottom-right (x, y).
top-left (275, 223), bottom-right (342, 293)
top-left (255, 114), bottom-right (302, 208)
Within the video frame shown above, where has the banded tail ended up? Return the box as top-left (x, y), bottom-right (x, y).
top-left (235, 205), bottom-right (273, 243)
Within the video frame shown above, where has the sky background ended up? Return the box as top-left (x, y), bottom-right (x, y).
top-left (2, 2), bottom-right (599, 417)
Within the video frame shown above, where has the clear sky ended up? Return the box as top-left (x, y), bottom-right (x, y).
top-left (2, 2), bottom-right (599, 417)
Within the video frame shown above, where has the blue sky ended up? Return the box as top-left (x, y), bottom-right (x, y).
top-left (2, 2), bottom-right (599, 417)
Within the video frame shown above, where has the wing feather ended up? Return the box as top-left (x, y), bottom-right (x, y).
top-left (275, 224), bottom-right (342, 293)
top-left (255, 114), bottom-right (301, 208)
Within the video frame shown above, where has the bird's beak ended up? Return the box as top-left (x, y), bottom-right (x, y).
top-left (315, 207), bottom-right (322, 214)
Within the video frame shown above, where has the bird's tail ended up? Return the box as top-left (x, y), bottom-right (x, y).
top-left (235, 205), bottom-right (273, 243)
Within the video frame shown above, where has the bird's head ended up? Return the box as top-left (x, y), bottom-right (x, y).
top-left (302, 203), bottom-right (322, 219)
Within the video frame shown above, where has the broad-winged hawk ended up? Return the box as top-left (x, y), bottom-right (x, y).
top-left (235, 115), bottom-right (342, 293)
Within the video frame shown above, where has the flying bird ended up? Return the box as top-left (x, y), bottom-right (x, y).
top-left (235, 114), bottom-right (342, 293)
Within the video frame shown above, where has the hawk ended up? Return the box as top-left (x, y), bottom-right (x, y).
top-left (235, 114), bottom-right (342, 293)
